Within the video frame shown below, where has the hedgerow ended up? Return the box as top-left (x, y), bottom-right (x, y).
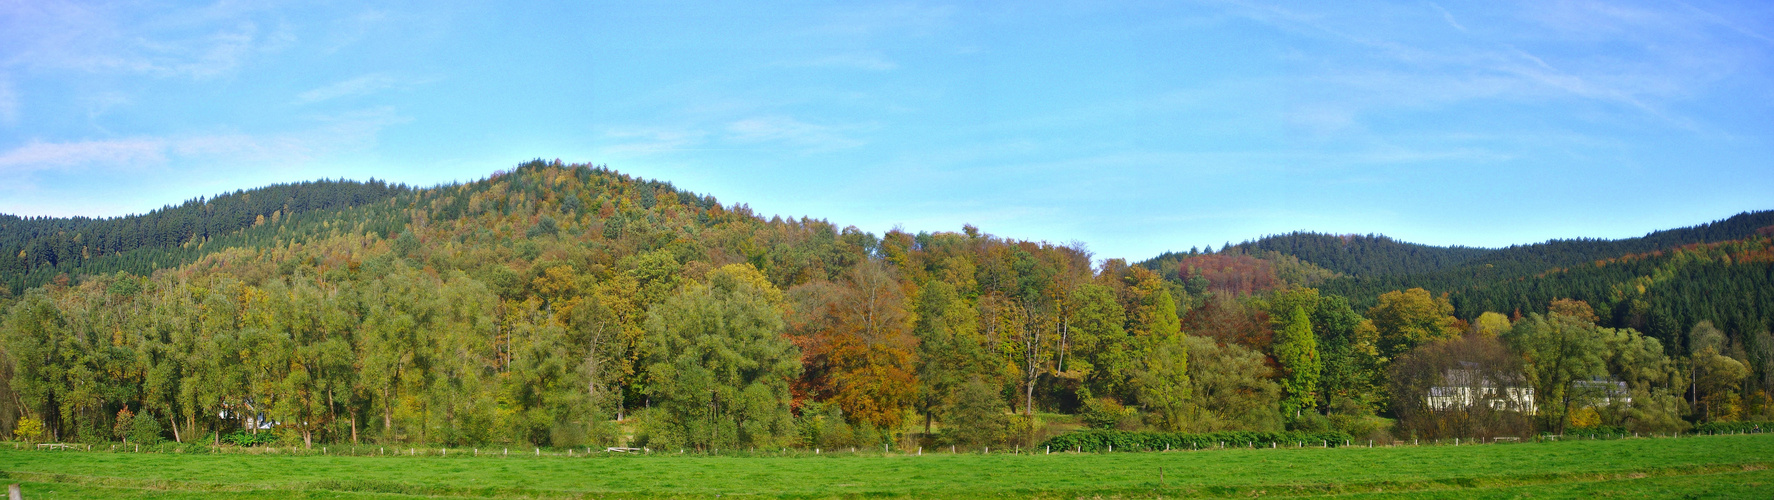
top-left (1039, 429), bottom-right (1354, 452)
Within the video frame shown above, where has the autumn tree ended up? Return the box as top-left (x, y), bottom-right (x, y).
top-left (1368, 288), bottom-right (1457, 362)
top-left (1472, 312), bottom-right (1512, 338)
top-left (1389, 333), bottom-right (1533, 440)
top-left (1689, 321), bottom-right (1748, 422)
top-left (825, 260), bottom-right (918, 429)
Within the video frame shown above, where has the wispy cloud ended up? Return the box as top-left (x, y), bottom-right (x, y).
top-left (297, 73), bottom-right (406, 104)
top-left (601, 127), bottom-right (709, 153)
top-left (0, 138), bottom-right (167, 172)
top-left (0, 108), bottom-right (408, 175)
top-left (1426, 2), bottom-right (1467, 32)
top-left (1212, 0), bottom-right (1761, 134)
top-left (726, 116), bottom-right (865, 150)
top-left (0, 76), bottom-right (17, 126)
top-left (0, 0), bottom-right (286, 80)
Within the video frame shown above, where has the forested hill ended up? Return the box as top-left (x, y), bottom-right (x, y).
top-left (1136, 210), bottom-right (1774, 353)
top-left (0, 158), bottom-right (1769, 451)
top-left (1221, 210), bottom-right (1774, 278)
top-left (1212, 233), bottom-right (1489, 276)
top-left (0, 179), bottom-right (410, 294)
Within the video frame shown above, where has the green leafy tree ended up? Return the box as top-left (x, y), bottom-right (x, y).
top-left (1595, 326), bottom-right (1688, 433)
top-left (1272, 305), bottom-right (1320, 418)
top-left (942, 376), bottom-right (1008, 447)
top-left (1311, 295), bottom-right (1379, 412)
top-left (1181, 336), bottom-right (1281, 431)
top-left (1132, 337), bottom-right (1191, 431)
top-left (2, 291), bottom-right (70, 441)
top-left (1067, 283), bottom-right (1130, 400)
top-left (1690, 321), bottom-right (1748, 422)
top-left (642, 264), bottom-right (800, 449)
top-left (912, 281), bottom-right (984, 433)
top-left (1505, 313), bottom-right (1606, 433)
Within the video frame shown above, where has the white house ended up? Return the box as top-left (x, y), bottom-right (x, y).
top-left (1425, 362), bottom-right (1538, 413)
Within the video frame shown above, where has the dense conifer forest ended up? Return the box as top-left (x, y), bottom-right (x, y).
top-left (1, 160), bottom-right (1769, 452)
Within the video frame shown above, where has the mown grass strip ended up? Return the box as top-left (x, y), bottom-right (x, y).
top-left (3, 434), bottom-right (1770, 498)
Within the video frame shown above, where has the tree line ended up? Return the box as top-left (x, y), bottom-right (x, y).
top-left (1, 161), bottom-right (1769, 451)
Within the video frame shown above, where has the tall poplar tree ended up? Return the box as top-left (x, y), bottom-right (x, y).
top-left (1272, 305), bottom-right (1320, 417)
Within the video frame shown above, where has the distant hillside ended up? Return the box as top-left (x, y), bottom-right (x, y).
top-left (1224, 210), bottom-right (1774, 279)
top-left (1137, 210), bottom-right (1774, 353)
top-left (0, 179), bottom-right (410, 294)
top-left (1222, 233), bottom-right (1489, 276)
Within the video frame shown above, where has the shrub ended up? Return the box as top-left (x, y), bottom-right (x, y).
top-left (1080, 398), bottom-right (1136, 430)
top-left (1560, 426), bottom-right (1626, 438)
top-left (14, 416), bottom-right (44, 442)
top-left (223, 430), bottom-right (278, 447)
top-left (114, 408), bottom-right (136, 442)
top-left (129, 411), bottom-right (164, 445)
top-left (1695, 421), bottom-right (1772, 434)
top-left (943, 377), bottom-right (1009, 447)
top-left (1040, 429), bottom-right (1354, 452)
top-left (1289, 411), bottom-right (1332, 432)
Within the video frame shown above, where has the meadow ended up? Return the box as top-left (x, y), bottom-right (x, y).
top-left (1, 434), bottom-right (1771, 499)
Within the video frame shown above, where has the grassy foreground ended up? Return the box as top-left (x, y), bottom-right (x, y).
top-left (1, 434), bottom-right (1770, 498)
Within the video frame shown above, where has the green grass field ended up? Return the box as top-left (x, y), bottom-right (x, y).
top-left (2, 434), bottom-right (1770, 498)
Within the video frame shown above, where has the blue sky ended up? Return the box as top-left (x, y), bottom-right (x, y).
top-left (2, 1), bottom-right (1771, 261)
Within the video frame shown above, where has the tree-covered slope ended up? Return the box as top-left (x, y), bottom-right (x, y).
top-left (1224, 210), bottom-right (1774, 280)
top-left (1221, 233), bottom-right (1491, 277)
top-left (0, 159), bottom-right (1768, 451)
top-left (0, 159), bottom-right (1197, 447)
top-left (0, 179), bottom-right (411, 294)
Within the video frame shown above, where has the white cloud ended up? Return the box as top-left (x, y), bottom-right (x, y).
top-left (0, 1), bottom-right (286, 80)
top-left (0, 138), bottom-right (167, 172)
top-left (601, 127), bottom-right (709, 153)
top-left (0, 108), bottom-right (408, 175)
top-left (297, 73), bottom-right (403, 104)
top-left (1210, 0), bottom-right (1763, 134)
top-left (0, 77), bottom-right (17, 126)
top-left (725, 116), bottom-right (865, 150)
top-left (1427, 2), bottom-right (1468, 32)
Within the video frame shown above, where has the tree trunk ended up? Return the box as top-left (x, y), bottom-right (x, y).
top-left (382, 387), bottom-right (393, 436)
top-left (170, 412), bottom-right (182, 443)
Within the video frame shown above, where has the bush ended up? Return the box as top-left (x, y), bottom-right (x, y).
top-left (1559, 426), bottom-right (1627, 438)
top-left (1289, 411), bottom-right (1331, 433)
top-left (1695, 421), bottom-right (1772, 434)
top-left (13, 416), bottom-right (44, 442)
top-left (129, 412), bottom-right (164, 445)
top-left (1040, 429), bottom-right (1354, 452)
top-left (223, 430), bottom-right (278, 447)
top-left (943, 377), bottom-right (1009, 447)
top-left (1080, 398), bottom-right (1137, 430)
